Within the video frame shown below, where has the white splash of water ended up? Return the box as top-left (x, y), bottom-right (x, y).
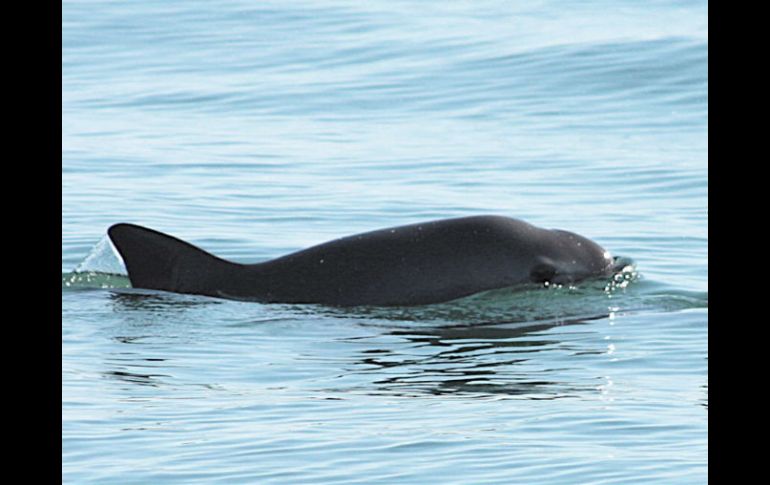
top-left (74, 234), bottom-right (127, 275)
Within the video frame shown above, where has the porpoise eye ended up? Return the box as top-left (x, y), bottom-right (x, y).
top-left (530, 263), bottom-right (556, 284)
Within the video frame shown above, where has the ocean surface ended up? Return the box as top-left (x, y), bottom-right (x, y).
top-left (62, 1), bottom-right (708, 483)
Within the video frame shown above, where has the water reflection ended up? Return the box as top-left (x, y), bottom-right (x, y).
top-left (108, 289), bottom-right (224, 312)
top-left (101, 349), bottom-right (170, 381)
top-left (103, 369), bottom-right (170, 387)
top-left (96, 275), bottom-right (702, 401)
top-left (335, 315), bottom-right (609, 399)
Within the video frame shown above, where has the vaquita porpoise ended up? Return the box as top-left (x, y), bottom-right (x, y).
top-left (108, 215), bottom-right (617, 306)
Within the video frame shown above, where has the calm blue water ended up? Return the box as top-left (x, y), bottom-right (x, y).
top-left (62, 1), bottom-right (708, 483)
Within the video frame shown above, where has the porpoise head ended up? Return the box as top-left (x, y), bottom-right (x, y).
top-left (528, 229), bottom-right (615, 285)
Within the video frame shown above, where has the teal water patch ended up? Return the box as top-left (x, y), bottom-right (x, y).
top-left (313, 261), bottom-right (705, 329)
top-left (62, 271), bottom-right (131, 289)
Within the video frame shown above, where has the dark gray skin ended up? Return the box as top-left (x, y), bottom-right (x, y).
top-left (107, 215), bottom-right (615, 307)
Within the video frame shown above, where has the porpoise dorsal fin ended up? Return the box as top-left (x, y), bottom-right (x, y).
top-left (107, 223), bottom-right (235, 295)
